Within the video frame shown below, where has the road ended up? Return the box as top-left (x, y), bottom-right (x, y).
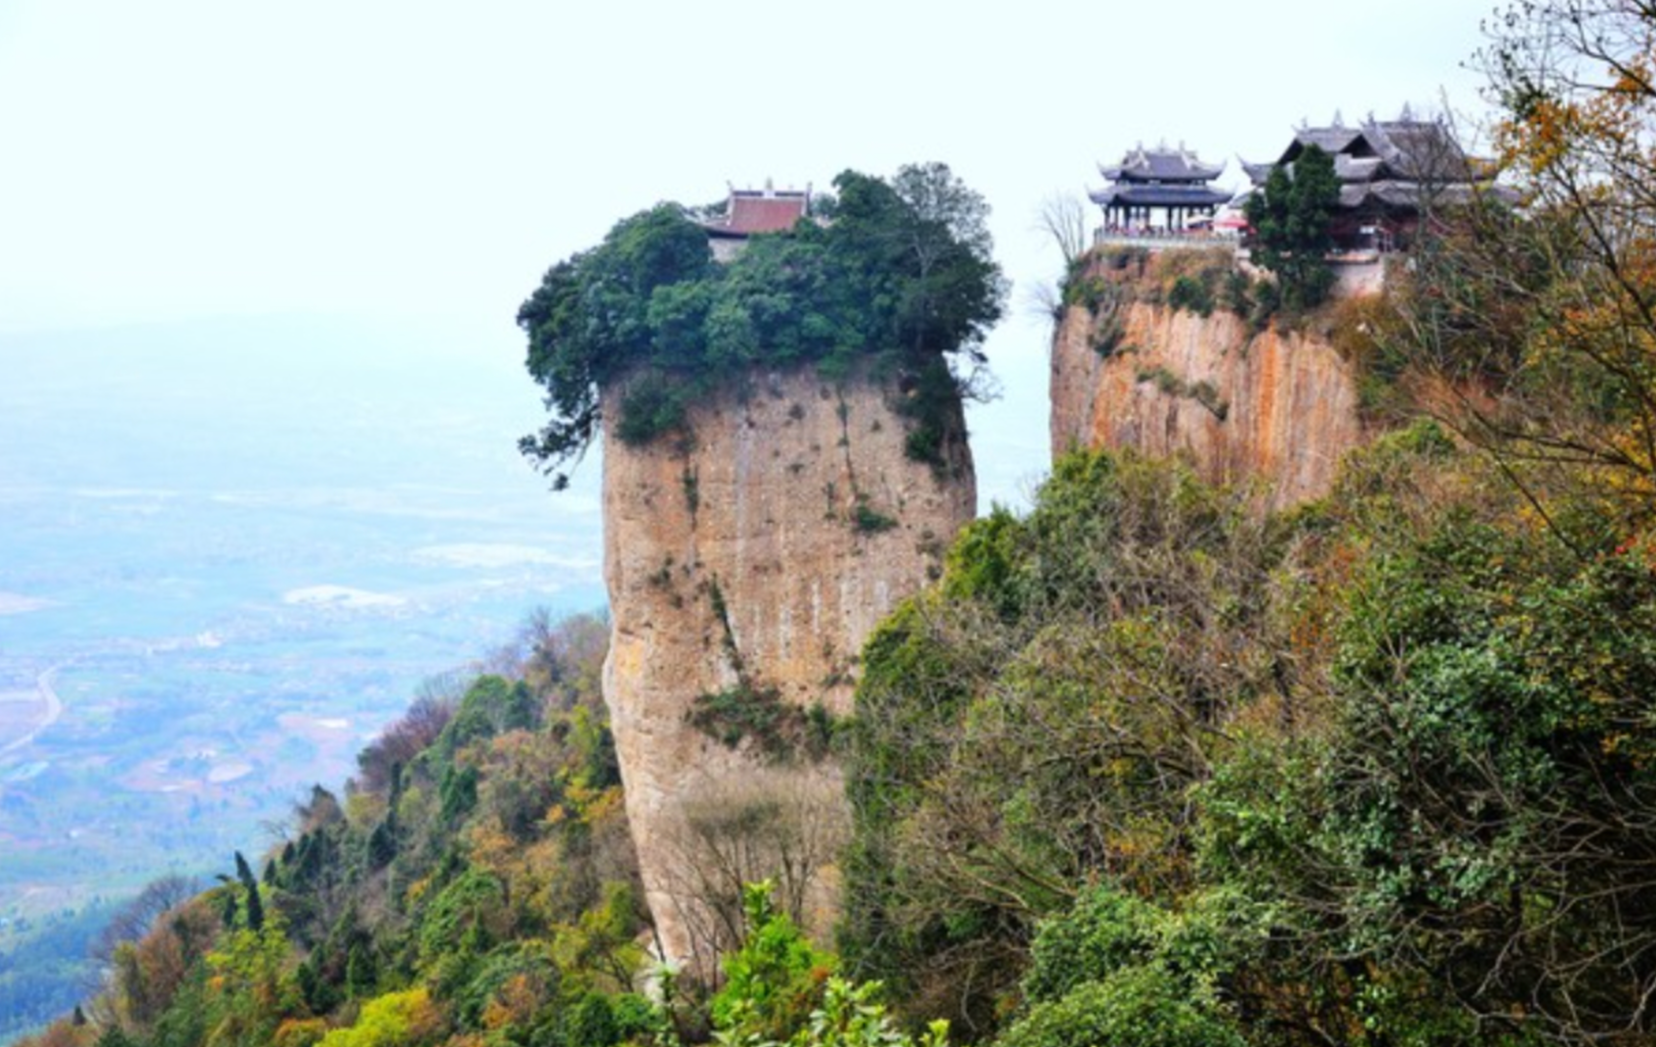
top-left (0, 667), bottom-right (63, 759)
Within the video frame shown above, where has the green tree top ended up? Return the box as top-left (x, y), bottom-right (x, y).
top-left (517, 163), bottom-right (1005, 489)
top-left (1243, 143), bottom-right (1339, 310)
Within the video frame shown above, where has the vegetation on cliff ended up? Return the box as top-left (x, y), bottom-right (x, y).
top-left (834, 4), bottom-right (1656, 1042)
top-left (516, 164), bottom-right (1005, 488)
top-left (18, 612), bottom-right (659, 1047)
top-left (842, 422), bottom-right (1656, 1044)
top-left (27, 5), bottom-right (1656, 1046)
top-left (19, 607), bottom-right (962, 1047)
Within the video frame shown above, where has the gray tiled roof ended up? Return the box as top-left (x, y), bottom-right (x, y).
top-left (1242, 120), bottom-right (1490, 206)
top-left (1098, 145), bottom-right (1225, 184)
top-left (1291, 126), bottom-right (1366, 156)
top-left (1089, 184), bottom-right (1232, 207)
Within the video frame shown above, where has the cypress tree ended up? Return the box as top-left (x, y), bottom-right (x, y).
top-left (245, 880), bottom-right (264, 930)
top-left (233, 849), bottom-right (265, 929)
top-left (346, 941), bottom-right (377, 1000)
top-left (366, 816), bottom-right (397, 870)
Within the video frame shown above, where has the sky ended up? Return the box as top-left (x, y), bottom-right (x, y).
top-left (0, 0), bottom-right (1499, 507)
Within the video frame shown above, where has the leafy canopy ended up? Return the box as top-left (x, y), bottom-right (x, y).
top-left (518, 163), bottom-right (1005, 488)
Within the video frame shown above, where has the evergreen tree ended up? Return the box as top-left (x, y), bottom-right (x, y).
top-left (1244, 143), bottom-right (1339, 309)
top-left (234, 851), bottom-right (264, 930)
top-left (244, 881), bottom-right (264, 931)
top-left (366, 816), bottom-right (398, 870)
top-left (346, 941), bottom-right (377, 1000)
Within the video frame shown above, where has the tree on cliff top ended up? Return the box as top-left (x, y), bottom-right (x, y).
top-left (517, 163), bottom-right (1005, 489)
top-left (1244, 143), bottom-right (1338, 310)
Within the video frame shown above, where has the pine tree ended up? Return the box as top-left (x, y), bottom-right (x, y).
top-left (1244, 143), bottom-right (1339, 310)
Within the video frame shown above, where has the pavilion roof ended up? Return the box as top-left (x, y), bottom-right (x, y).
top-left (1089, 184), bottom-right (1232, 208)
top-left (1099, 143), bottom-right (1225, 184)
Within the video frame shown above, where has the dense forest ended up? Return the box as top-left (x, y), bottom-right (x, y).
top-left (19, 2), bottom-right (1656, 1046)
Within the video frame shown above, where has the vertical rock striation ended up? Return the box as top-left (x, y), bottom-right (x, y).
top-left (1051, 298), bottom-right (1368, 508)
top-left (600, 366), bottom-right (975, 973)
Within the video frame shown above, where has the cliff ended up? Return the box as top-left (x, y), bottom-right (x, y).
top-left (600, 366), bottom-right (975, 973)
top-left (1050, 259), bottom-right (1368, 508)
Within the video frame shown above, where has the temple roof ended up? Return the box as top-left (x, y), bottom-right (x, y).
top-left (1089, 184), bottom-right (1232, 208)
top-left (700, 184), bottom-right (811, 239)
top-left (1099, 144), bottom-right (1225, 184)
top-left (1287, 126), bottom-right (1368, 158)
top-left (1339, 180), bottom-right (1499, 211)
top-left (1244, 118), bottom-right (1480, 190)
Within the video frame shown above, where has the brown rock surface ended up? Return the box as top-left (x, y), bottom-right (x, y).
top-left (600, 366), bottom-right (974, 972)
top-left (1051, 298), bottom-right (1368, 508)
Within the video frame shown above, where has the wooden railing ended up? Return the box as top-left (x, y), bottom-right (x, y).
top-left (1093, 228), bottom-right (1242, 249)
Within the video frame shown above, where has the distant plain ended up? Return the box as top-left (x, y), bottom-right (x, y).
top-left (0, 316), bottom-right (607, 924)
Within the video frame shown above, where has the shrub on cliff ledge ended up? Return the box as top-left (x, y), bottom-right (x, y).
top-left (517, 164), bottom-right (1005, 488)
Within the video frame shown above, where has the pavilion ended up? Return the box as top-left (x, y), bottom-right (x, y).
top-left (1090, 144), bottom-right (1230, 234)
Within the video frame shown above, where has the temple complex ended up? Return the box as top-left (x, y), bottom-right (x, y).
top-left (1242, 116), bottom-right (1497, 252)
top-left (698, 181), bottom-right (812, 261)
top-left (1089, 144), bottom-right (1230, 235)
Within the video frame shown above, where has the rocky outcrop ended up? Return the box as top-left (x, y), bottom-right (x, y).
top-left (600, 366), bottom-right (974, 973)
top-left (1051, 286), bottom-right (1368, 508)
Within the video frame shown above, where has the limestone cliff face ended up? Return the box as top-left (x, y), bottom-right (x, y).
top-left (600, 366), bottom-right (974, 971)
top-left (1051, 299), bottom-right (1367, 508)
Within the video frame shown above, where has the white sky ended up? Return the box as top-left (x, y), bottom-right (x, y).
top-left (0, 0), bottom-right (1498, 505)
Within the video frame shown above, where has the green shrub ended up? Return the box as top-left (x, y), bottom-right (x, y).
top-left (687, 686), bottom-right (835, 763)
top-left (997, 967), bottom-right (1243, 1047)
top-left (1220, 270), bottom-right (1254, 316)
top-left (1167, 274), bottom-right (1214, 317)
top-left (852, 502), bottom-right (898, 534)
top-left (452, 943), bottom-right (559, 1032)
top-left (562, 991), bottom-right (619, 1047)
top-left (710, 882), bottom-right (835, 1045)
top-left (1021, 886), bottom-right (1159, 1003)
top-left (614, 375), bottom-right (689, 447)
top-left (417, 869), bottom-right (505, 969)
top-left (315, 989), bottom-right (445, 1047)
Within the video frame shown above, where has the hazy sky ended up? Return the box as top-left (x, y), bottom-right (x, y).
top-left (0, 0), bottom-right (1498, 504)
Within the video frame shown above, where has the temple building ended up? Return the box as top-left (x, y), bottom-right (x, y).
top-left (698, 181), bottom-right (812, 261)
top-left (1241, 115), bottom-right (1499, 252)
top-left (1090, 144), bottom-right (1231, 234)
